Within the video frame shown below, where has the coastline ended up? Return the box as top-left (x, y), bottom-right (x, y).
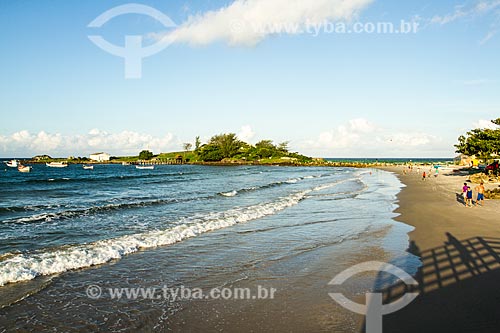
top-left (380, 165), bottom-right (500, 250)
top-left (2, 164), bottom-right (499, 331)
top-left (377, 166), bottom-right (500, 332)
top-left (0, 166), bottom-right (414, 332)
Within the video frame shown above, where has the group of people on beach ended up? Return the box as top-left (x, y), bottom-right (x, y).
top-left (402, 165), bottom-right (438, 180)
top-left (462, 182), bottom-right (485, 207)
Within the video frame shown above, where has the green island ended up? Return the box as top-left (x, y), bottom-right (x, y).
top-left (23, 120), bottom-right (500, 176)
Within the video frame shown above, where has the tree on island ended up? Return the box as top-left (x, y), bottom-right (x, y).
top-left (254, 140), bottom-right (277, 158)
top-left (182, 143), bottom-right (193, 161)
top-left (139, 150), bottom-right (154, 160)
top-left (195, 133), bottom-right (311, 163)
top-left (198, 133), bottom-right (244, 161)
top-left (194, 136), bottom-right (201, 152)
top-left (455, 118), bottom-right (500, 163)
top-left (277, 141), bottom-right (290, 153)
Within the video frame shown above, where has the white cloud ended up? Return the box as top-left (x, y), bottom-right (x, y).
top-left (382, 132), bottom-right (435, 147)
top-left (431, 1), bottom-right (500, 24)
top-left (430, 0), bottom-right (500, 43)
top-left (479, 30), bottom-right (497, 44)
top-left (311, 118), bottom-right (378, 149)
top-left (238, 125), bottom-right (256, 142)
top-left (430, 4), bottom-right (468, 25)
top-left (155, 0), bottom-right (373, 46)
top-left (0, 130), bottom-right (178, 157)
top-left (472, 119), bottom-right (499, 129)
top-left (300, 118), bottom-right (442, 157)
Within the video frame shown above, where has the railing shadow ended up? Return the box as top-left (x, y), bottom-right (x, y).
top-left (361, 234), bottom-right (500, 332)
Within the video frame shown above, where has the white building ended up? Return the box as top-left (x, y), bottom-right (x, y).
top-left (90, 152), bottom-right (111, 162)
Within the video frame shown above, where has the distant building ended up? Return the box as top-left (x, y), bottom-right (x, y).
top-left (90, 152), bottom-right (111, 162)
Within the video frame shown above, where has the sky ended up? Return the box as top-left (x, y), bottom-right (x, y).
top-left (0, 0), bottom-right (499, 158)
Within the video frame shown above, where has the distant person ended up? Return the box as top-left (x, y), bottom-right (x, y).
top-left (462, 183), bottom-right (468, 201)
top-left (476, 182), bottom-right (485, 206)
top-left (434, 168), bottom-right (439, 177)
top-left (466, 186), bottom-right (473, 207)
top-left (422, 171), bottom-right (426, 180)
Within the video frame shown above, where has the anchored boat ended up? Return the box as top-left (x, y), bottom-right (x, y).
top-left (46, 162), bottom-right (68, 168)
top-left (6, 160), bottom-right (18, 168)
top-left (136, 165), bottom-right (154, 170)
top-left (17, 165), bottom-right (32, 173)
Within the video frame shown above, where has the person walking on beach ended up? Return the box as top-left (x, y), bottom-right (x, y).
top-left (466, 186), bottom-right (473, 207)
top-left (476, 182), bottom-right (485, 206)
top-left (422, 171), bottom-right (426, 180)
top-left (462, 183), bottom-right (468, 201)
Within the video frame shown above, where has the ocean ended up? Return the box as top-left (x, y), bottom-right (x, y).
top-left (0, 164), bottom-right (420, 331)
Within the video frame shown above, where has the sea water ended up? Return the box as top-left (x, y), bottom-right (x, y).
top-left (0, 165), bottom-right (419, 331)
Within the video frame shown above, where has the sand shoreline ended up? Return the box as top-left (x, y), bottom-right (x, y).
top-left (380, 166), bottom-right (500, 250)
top-left (377, 166), bottom-right (500, 333)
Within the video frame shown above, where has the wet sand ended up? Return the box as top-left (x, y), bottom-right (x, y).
top-left (379, 166), bottom-right (500, 333)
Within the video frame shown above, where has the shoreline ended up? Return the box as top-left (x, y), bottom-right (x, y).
top-left (379, 165), bottom-right (500, 250)
top-left (0, 166), bottom-right (413, 332)
top-left (377, 166), bottom-right (500, 332)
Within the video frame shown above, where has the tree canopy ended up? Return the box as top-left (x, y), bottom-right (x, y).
top-left (198, 133), bottom-right (244, 161)
top-left (195, 133), bottom-right (311, 163)
top-left (138, 150), bottom-right (154, 160)
top-left (455, 118), bottom-right (500, 161)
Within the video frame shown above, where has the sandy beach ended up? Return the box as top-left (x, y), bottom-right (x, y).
top-left (379, 166), bottom-right (500, 333)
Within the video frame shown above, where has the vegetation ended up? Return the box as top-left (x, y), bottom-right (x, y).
top-left (196, 133), bottom-right (311, 163)
top-left (194, 136), bottom-right (201, 152)
top-left (456, 118), bottom-right (500, 175)
top-left (26, 133), bottom-right (313, 165)
top-left (197, 133), bottom-right (244, 161)
top-left (155, 151), bottom-right (192, 162)
top-left (455, 118), bottom-right (500, 162)
top-left (138, 150), bottom-right (154, 160)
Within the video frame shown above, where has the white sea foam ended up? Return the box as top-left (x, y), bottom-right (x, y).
top-left (220, 190), bottom-right (238, 197)
top-left (0, 189), bottom-right (312, 286)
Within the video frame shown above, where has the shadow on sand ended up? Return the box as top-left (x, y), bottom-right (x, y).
top-left (361, 234), bottom-right (500, 333)
top-left (455, 192), bottom-right (469, 206)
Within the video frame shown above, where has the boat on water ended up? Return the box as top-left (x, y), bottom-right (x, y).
top-left (83, 165), bottom-right (94, 170)
top-left (6, 160), bottom-right (18, 168)
top-left (46, 162), bottom-right (68, 168)
top-left (136, 165), bottom-right (154, 170)
top-left (17, 165), bottom-right (32, 173)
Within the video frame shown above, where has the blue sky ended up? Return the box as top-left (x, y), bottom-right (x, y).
top-left (1, 0), bottom-right (499, 157)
